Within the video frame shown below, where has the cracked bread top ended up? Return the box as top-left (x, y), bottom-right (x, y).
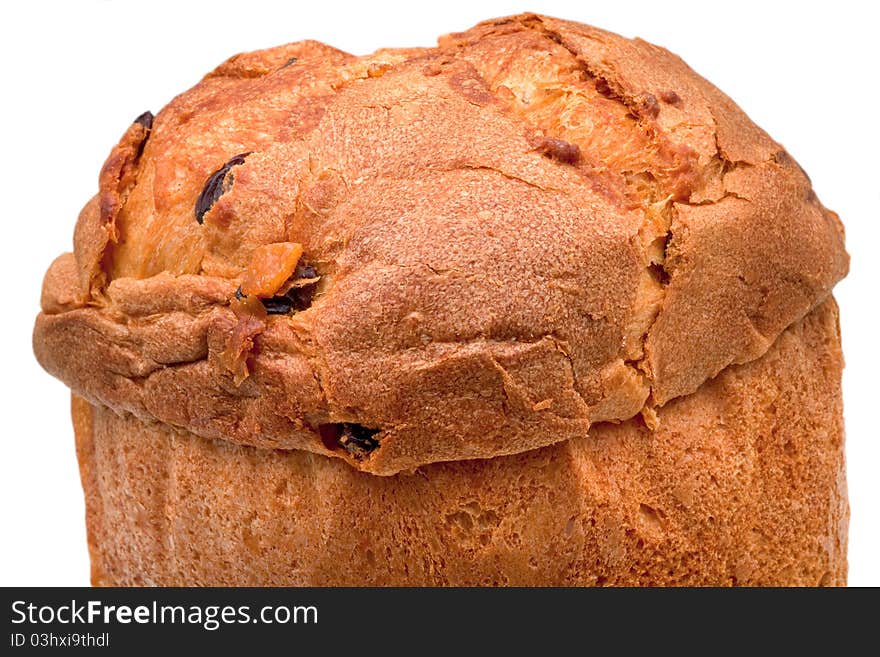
top-left (33, 13), bottom-right (848, 474)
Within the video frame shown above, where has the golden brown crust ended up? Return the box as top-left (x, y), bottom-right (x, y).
top-left (35, 13), bottom-right (847, 474)
top-left (75, 299), bottom-right (847, 586)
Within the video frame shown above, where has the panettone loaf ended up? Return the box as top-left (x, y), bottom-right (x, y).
top-left (35, 13), bottom-right (848, 585)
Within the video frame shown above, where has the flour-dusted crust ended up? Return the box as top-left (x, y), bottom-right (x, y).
top-left (34, 14), bottom-right (846, 474)
top-left (73, 298), bottom-right (847, 586)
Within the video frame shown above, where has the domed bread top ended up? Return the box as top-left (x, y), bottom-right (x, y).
top-left (34, 13), bottom-right (847, 475)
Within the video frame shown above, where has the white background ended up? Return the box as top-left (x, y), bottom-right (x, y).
top-left (1, 0), bottom-right (877, 586)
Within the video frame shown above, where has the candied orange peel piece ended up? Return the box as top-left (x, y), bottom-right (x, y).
top-left (220, 295), bottom-right (267, 385)
top-left (240, 242), bottom-right (304, 297)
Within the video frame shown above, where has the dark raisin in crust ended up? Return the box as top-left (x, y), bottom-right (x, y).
top-left (260, 285), bottom-right (318, 314)
top-left (294, 263), bottom-right (318, 280)
top-left (537, 137), bottom-right (581, 165)
top-left (195, 153), bottom-right (251, 224)
top-left (639, 93), bottom-right (660, 118)
top-left (659, 89), bottom-right (681, 105)
top-left (260, 296), bottom-right (296, 314)
top-left (134, 111), bottom-right (154, 130)
top-left (319, 423), bottom-right (381, 459)
top-left (259, 262), bottom-right (320, 314)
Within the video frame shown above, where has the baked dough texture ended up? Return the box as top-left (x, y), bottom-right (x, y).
top-left (34, 13), bottom-right (848, 585)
